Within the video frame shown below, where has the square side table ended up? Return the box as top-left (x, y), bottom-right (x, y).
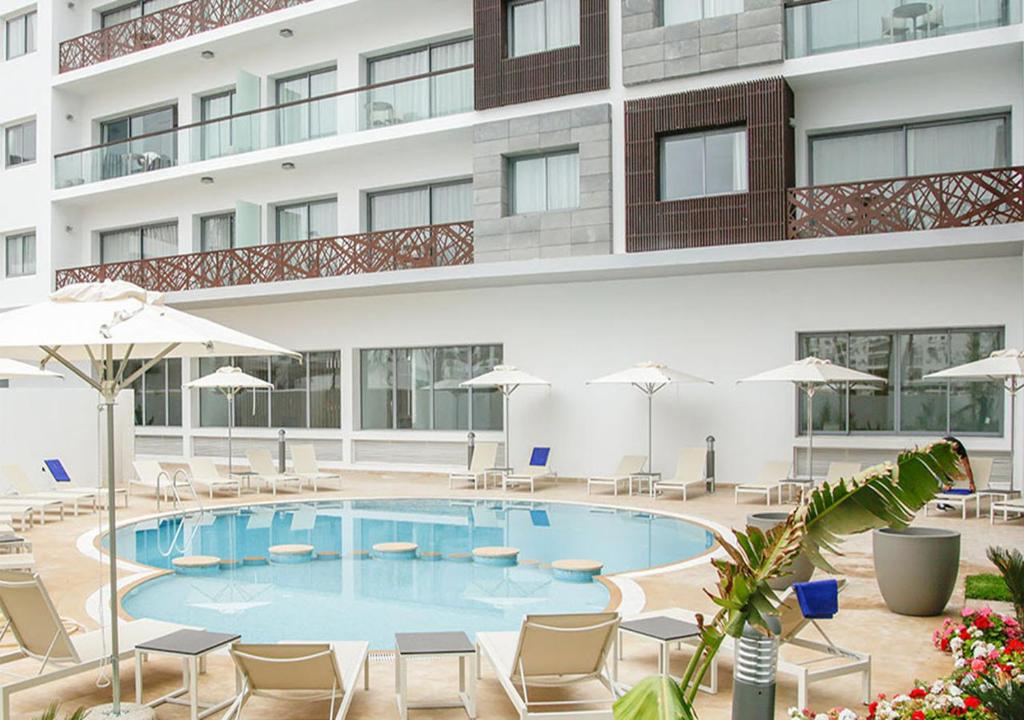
top-left (616, 616), bottom-right (717, 694)
top-left (135, 629), bottom-right (241, 720)
top-left (395, 631), bottom-right (476, 719)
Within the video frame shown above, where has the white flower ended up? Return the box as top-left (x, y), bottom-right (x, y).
top-left (838, 710), bottom-right (858, 720)
top-left (814, 714), bottom-right (829, 720)
top-left (786, 708), bottom-right (804, 719)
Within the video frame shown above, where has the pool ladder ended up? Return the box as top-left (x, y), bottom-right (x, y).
top-left (156, 468), bottom-right (207, 558)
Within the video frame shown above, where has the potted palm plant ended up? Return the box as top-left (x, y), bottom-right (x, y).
top-left (614, 441), bottom-right (958, 720)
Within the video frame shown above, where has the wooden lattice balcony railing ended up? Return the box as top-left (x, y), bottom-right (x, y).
top-left (59, 0), bottom-right (312, 73)
top-left (54, 223), bottom-right (474, 292)
top-left (787, 166), bottom-right (1024, 239)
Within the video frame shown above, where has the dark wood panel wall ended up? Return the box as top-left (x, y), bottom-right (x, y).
top-left (473, 0), bottom-right (609, 110)
top-left (624, 77), bottom-right (795, 252)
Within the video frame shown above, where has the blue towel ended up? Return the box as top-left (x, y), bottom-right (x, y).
top-left (793, 579), bottom-right (838, 619)
top-left (944, 488), bottom-right (973, 496)
top-left (43, 459), bottom-right (71, 483)
top-left (530, 510), bottom-right (550, 527)
top-left (530, 447), bottom-right (550, 467)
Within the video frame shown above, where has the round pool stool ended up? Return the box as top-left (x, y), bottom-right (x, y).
top-left (473, 546), bottom-right (519, 567)
top-left (218, 559), bottom-right (241, 570)
top-left (420, 551), bottom-right (443, 562)
top-left (350, 550), bottom-right (371, 560)
top-left (552, 559), bottom-right (603, 583)
top-left (242, 555), bottom-right (268, 566)
top-left (316, 550), bottom-right (341, 561)
top-left (372, 542), bottom-right (418, 560)
top-left (172, 555), bottom-right (220, 576)
top-left (519, 558), bottom-right (540, 566)
top-left (447, 552), bottom-right (472, 562)
top-left (269, 544), bottom-right (315, 564)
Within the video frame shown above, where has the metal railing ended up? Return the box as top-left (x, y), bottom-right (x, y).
top-left (787, 166), bottom-right (1024, 239)
top-left (54, 222), bottom-right (475, 292)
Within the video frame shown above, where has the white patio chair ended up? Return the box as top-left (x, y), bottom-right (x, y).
top-left (924, 456), bottom-right (994, 520)
top-left (587, 455), bottom-right (647, 496)
top-left (734, 461), bottom-right (791, 505)
top-left (131, 460), bottom-right (195, 503)
top-left (187, 458), bottom-right (241, 498)
top-left (450, 442), bottom-right (499, 490)
top-left (246, 449), bottom-right (303, 496)
top-left (653, 448), bottom-right (706, 501)
top-left (291, 444), bottom-right (341, 492)
top-left (504, 448), bottom-right (555, 493)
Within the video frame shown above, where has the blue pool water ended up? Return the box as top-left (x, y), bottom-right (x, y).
top-left (117, 499), bottom-right (713, 648)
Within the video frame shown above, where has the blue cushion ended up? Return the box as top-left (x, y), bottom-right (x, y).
top-left (530, 510), bottom-right (550, 527)
top-left (793, 579), bottom-right (838, 620)
top-left (530, 447), bottom-right (550, 467)
top-left (944, 488), bottom-right (973, 496)
top-left (44, 459), bottom-right (71, 483)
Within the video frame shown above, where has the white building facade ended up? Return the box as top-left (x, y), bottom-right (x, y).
top-left (1, 0), bottom-right (1022, 488)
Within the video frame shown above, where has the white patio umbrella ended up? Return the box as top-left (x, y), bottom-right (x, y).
top-left (461, 365), bottom-right (549, 468)
top-left (186, 366), bottom-right (273, 480)
top-left (0, 358), bottom-right (63, 380)
top-left (0, 280), bottom-right (297, 719)
top-left (739, 357), bottom-right (887, 483)
top-left (926, 348), bottom-right (1024, 491)
top-left (586, 361), bottom-right (712, 473)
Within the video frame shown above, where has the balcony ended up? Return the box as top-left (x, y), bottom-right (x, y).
top-left (785, 0), bottom-right (1020, 58)
top-left (59, 0), bottom-right (314, 73)
top-left (54, 65), bottom-right (473, 189)
top-left (54, 222), bottom-right (474, 293)
top-left (787, 166), bottom-right (1024, 239)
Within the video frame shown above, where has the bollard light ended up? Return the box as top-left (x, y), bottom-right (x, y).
top-left (731, 617), bottom-right (780, 720)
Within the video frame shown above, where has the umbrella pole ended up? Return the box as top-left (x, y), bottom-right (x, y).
top-left (1011, 379), bottom-right (1019, 492)
top-left (227, 391), bottom-right (235, 478)
top-left (504, 388), bottom-right (511, 470)
top-left (806, 386), bottom-right (815, 486)
top-left (647, 391), bottom-right (654, 474)
top-left (102, 349), bottom-right (122, 714)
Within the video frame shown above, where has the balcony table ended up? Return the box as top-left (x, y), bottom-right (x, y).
top-left (893, 2), bottom-right (932, 37)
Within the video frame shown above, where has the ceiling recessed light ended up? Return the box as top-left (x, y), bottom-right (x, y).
top-left (201, 50), bottom-right (215, 60)
top-left (281, 162), bottom-right (295, 171)
top-left (200, 176), bottom-right (214, 184)
top-left (279, 28), bottom-right (294, 38)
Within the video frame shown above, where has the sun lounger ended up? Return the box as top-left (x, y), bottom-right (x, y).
top-left (477, 612), bottom-right (620, 719)
top-left (291, 444), bottom-right (341, 492)
top-left (783, 461), bottom-right (861, 501)
top-left (587, 455), bottom-right (647, 496)
top-left (43, 459), bottom-right (127, 509)
top-left (450, 442), bottom-right (499, 490)
top-left (0, 465), bottom-right (91, 516)
top-left (130, 460), bottom-right (195, 503)
top-left (0, 502), bottom-right (48, 529)
top-left (734, 461), bottom-right (791, 505)
top-left (246, 449), bottom-right (303, 496)
top-left (0, 570), bottom-right (187, 720)
top-left (187, 458), bottom-right (242, 498)
top-left (925, 456), bottom-right (994, 519)
top-left (653, 448), bottom-right (707, 501)
top-left (990, 497), bottom-right (1024, 524)
top-left (504, 448), bottom-right (556, 493)
top-left (0, 555), bottom-right (33, 571)
top-left (225, 641), bottom-right (369, 720)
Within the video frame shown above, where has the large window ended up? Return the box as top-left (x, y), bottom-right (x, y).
top-left (360, 345), bottom-right (503, 431)
top-left (123, 358), bottom-right (182, 427)
top-left (662, 0), bottom-right (743, 26)
top-left (100, 222), bottom-right (177, 264)
top-left (810, 115), bottom-right (1010, 185)
top-left (659, 126), bottom-right (748, 201)
top-left (5, 10), bottom-right (36, 59)
top-left (508, 0), bottom-right (580, 57)
top-left (5, 233), bottom-right (35, 277)
top-left (366, 38), bottom-right (473, 127)
top-left (276, 67), bottom-right (336, 144)
top-left (200, 213), bottom-right (235, 252)
top-left (798, 327), bottom-right (1004, 436)
top-left (5, 120), bottom-right (35, 167)
top-left (198, 352), bottom-right (341, 429)
top-left (368, 181), bottom-right (473, 231)
top-left (100, 105), bottom-right (177, 178)
top-left (200, 90), bottom-right (235, 160)
top-left (509, 150), bottom-right (579, 214)
top-left (276, 198), bottom-right (337, 243)
top-left (101, 0), bottom-right (180, 27)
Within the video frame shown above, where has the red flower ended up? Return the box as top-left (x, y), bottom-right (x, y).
top-left (909, 687), bottom-right (927, 699)
top-left (974, 615), bottom-right (992, 630)
top-left (959, 628), bottom-right (971, 640)
top-left (912, 711), bottom-right (925, 720)
top-left (941, 638), bottom-right (950, 650)
top-left (868, 701), bottom-right (878, 717)
top-left (964, 696), bottom-right (981, 709)
top-left (1007, 638), bottom-right (1024, 652)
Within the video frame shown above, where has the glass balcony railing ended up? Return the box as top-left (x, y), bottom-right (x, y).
top-left (786, 0), bottom-right (1021, 58)
top-left (54, 65), bottom-right (474, 189)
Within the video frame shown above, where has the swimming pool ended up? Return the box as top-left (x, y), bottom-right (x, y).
top-left (116, 498), bottom-right (714, 649)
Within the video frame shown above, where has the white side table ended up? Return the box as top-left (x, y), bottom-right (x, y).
top-left (135, 629), bottom-right (241, 720)
top-left (395, 631), bottom-right (477, 719)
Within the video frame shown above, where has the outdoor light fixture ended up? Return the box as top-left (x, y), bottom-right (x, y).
top-left (65, 113), bottom-right (74, 121)
top-left (201, 49), bottom-right (215, 59)
top-left (281, 161), bottom-right (296, 170)
top-left (200, 176), bottom-right (214, 185)
top-left (279, 28), bottom-right (294, 38)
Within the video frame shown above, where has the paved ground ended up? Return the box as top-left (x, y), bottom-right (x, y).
top-left (8, 469), bottom-right (1023, 719)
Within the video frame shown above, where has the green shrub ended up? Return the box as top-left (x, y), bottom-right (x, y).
top-left (965, 573), bottom-right (1013, 603)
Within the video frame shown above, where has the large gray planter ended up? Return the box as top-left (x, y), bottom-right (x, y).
top-left (873, 527), bottom-right (960, 616)
top-left (747, 511), bottom-right (814, 590)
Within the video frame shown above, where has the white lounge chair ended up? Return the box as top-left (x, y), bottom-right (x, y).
top-left (291, 444), bottom-right (341, 492)
top-left (990, 497), bottom-right (1024, 524)
top-left (734, 461), bottom-right (791, 506)
top-left (225, 641), bottom-right (369, 720)
top-left (653, 448), bottom-right (707, 501)
top-left (246, 449), bottom-right (303, 496)
top-left (187, 458), bottom-right (242, 498)
top-left (925, 456), bottom-right (994, 519)
top-left (43, 459), bottom-right (127, 509)
top-left (0, 473), bottom-right (78, 518)
top-left (783, 460), bottom-right (861, 501)
top-left (0, 570), bottom-right (186, 720)
top-left (587, 455), bottom-right (647, 496)
top-left (504, 448), bottom-right (556, 493)
top-left (449, 442), bottom-right (499, 490)
top-left (130, 460), bottom-right (194, 503)
top-left (0, 499), bottom-right (55, 527)
top-left (477, 612), bottom-right (620, 720)
top-left (0, 555), bottom-right (33, 571)
top-left (2, 465), bottom-right (99, 516)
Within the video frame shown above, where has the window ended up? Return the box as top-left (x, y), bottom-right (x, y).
top-left (810, 115), bottom-right (1010, 185)
top-left (661, 0), bottom-right (743, 26)
top-left (368, 181), bottom-right (472, 231)
top-left (5, 10), bottom-right (36, 59)
top-left (659, 127), bottom-right (748, 201)
top-left (509, 150), bottom-right (579, 214)
top-left (275, 67), bottom-right (337, 144)
top-left (100, 105), bottom-right (177, 178)
top-left (797, 327), bottom-right (1004, 436)
top-left (275, 199), bottom-right (337, 243)
top-left (200, 90), bottom-right (235, 160)
top-left (200, 213), bottom-right (235, 252)
top-left (366, 38), bottom-right (473, 127)
top-left (5, 233), bottom-right (35, 277)
top-left (508, 0), bottom-right (579, 57)
top-left (198, 352), bottom-right (341, 429)
top-left (100, 0), bottom-right (179, 27)
top-left (100, 222), bottom-right (177, 264)
top-left (123, 359), bottom-right (182, 427)
top-left (5, 120), bottom-right (35, 167)
top-left (360, 345), bottom-right (503, 430)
